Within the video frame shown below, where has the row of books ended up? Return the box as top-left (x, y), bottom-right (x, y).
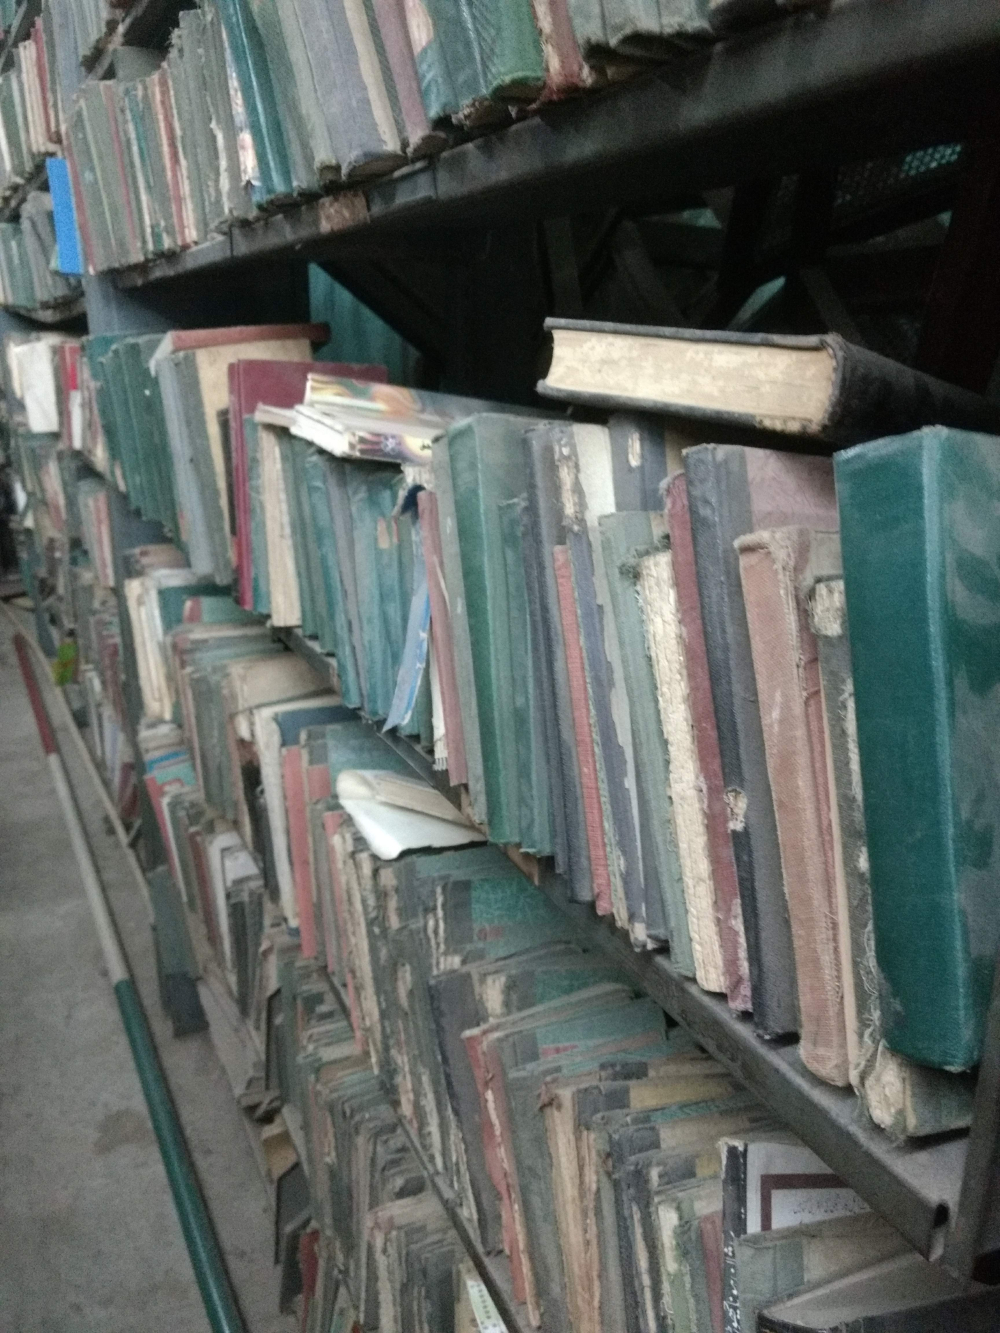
top-left (120, 606), bottom-right (969, 1333)
top-left (20, 314), bottom-right (1000, 1131)
top-left (0, 191), bottom-right (80, 308)
top-left (9, 312), bottom-right (996, 1327)
top-left (50, 0), bottom-right (833, 273)
top-left (0, 10), bottom-right (59, 205)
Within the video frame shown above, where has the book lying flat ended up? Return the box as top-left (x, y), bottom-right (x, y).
top-left (538, 321), bottom-right (1000, 442)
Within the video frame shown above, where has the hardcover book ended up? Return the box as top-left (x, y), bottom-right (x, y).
top-left (837, 426), bottom-right (1000, 1071)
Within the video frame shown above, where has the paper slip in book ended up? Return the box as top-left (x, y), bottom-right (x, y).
top-left (335, 768), bottom-right (484, 859)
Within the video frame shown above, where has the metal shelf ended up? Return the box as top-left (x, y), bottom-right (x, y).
top-left (276, 624), bottom-right (970, 1264)
top-left (113, 0), bottom-right (1000, 290)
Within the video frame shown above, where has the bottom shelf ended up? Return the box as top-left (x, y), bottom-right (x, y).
top-left (276, 625), bottom-right (970, 1263)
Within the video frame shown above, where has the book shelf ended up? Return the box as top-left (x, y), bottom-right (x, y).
top-left (108, 0), bottom-right (1000, 292)
top-left (274, 626), bottom-right (970, 1265)
top-left (12, 0), bottom-right (1000, 1321)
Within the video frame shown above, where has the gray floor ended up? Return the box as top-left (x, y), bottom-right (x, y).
top-left (0, 610), bottom-right (295, 1333)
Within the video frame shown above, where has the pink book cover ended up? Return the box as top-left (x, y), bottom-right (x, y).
top-left (282, 745), bottom-right (316, 957)
top-left (228, 359), bottom-right (387, 607)
top-left (665, 474), bottom-right (751, 1011)
top-left (738, 527), bottom-right (848, 1086)
top-left (144, 771), bottom-right (191, 884)
top-left (552, 544), bottom-right (613, 916)
top-left (417, 488), bottom-right (467, 784)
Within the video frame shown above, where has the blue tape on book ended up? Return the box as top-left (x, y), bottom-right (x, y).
top-left (46, 157), bottom-right (84, 276)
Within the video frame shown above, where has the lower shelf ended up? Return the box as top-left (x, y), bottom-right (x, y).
top-left (276, 625), bottom-right (970, 1263)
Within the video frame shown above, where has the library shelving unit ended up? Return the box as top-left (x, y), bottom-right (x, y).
top-left (15, 0), bottom-right (1000, 1324)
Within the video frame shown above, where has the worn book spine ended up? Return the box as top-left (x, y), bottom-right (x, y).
top-left (553, 543), bottom-right (614, 916)
top-left (809, 576), bottom-right (976, 1136)
top-left (559, 429), bottom-right (647, 943)
top-left (837, 426), bottom-right (1000, 1071)
top-left (685, 445), bottom-right (798, 1037)
top-left (665, 474), bottom-right (750, 1010)
top-left (737, 527), bottom-right (849, 1086)
top-left (526, 424), bottom-right (593, 901)
top-left (638, 547), bottom-right (727, 993)
top-left (418, 488), bottom-right (468, 786)
top-left (432, 437), bottom-right (487, 823)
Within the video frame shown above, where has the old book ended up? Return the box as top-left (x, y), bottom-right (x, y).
top-left (418, 488), bottom-right (467, 786)
top-left (807, 576), bottom-right (976, 1134)
top-left (294, 0), bottom-right (407, 178)
top-left (720, 1130), bottom-right (869, 1333)
top-left (600, 510), bottom-right (694, 971)
top-left (432, 435), bottom-right (488, 822)
top-left (837, 426), bottom-right (1000, 1071)
top-left (228, 359), bottom-right (385, 609)
top-left (448, 413), bottom-right (547, 846)
top-left (525, 423), bottom-right (595, 901)
top-left (565, 0), bottom-right (713, 65)
top-left (404, 0), bottom-right (545, 123)
top-left (428, 946), bottom-right (621, 1250)
top-left (737, 527), bottom-right (848, 1086)
top-left (655, 1176), bottom-right (723, 1333)
top-left (735, 1212), bottom-right (908, 1333)
top-left (685, 446), bottom-right (837, 1037)
top-left (637, 545), bottom-right (727, 994)
top-left (756, 1251), bottom-right (987, 1333)
top-left (538, 321), bottom-right (1000, 442)
top-left (556, 423), bottom-right (656, 941)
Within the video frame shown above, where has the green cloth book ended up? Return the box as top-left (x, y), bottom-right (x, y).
top-left (448, 413), bottom-right (546, 846)
top-left (837, 426), bottom-right (1000, 1070)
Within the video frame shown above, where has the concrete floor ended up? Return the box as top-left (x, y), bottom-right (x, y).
top-left (0, 611), bottom-right (295, 1333)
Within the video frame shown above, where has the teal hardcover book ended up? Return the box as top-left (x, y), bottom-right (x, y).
top-left (449, 413), bottom-right (544, 847)
top-left (837, 426), bottom-right (1000, 1070)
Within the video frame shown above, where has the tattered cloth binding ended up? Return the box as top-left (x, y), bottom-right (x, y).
top-left (738, 528), bottom-right (849, 1087)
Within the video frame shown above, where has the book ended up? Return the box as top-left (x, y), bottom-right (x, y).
top-left (565, 0), bottom-right (714, 65)
top-left (721, 1130), bottom-right (869, 1333)
top-left (417, 488), bottom-right (468, 786)
top-left (447, 413), bottom-right (549, 847)
top-left (737, 527), bottom-right (848, 1086)
top-left (228, 359), bottom-right (386, 610)
top-left (685, 445), bottom-right (836, 1037)
top-left (806, 575), bottom-right (976, 1135)
top-left (638, 541), bottom-right (730, 997)
top-left (599, 509), bottom-right (695, 972)
top-left (756, 1251), bottom-right (987, 1333)
top-left (837, 427), bottom-right (1000, 1071)
top-left (538, 321), bottom-right (1000, 442)
top-left (735, 1212), bottom-right (908, 1333)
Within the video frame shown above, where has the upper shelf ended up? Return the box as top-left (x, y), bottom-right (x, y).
top-left (115, 0), bottom-right (1000, 289)
top-left (276, 626), bottom-right (969, 1267)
